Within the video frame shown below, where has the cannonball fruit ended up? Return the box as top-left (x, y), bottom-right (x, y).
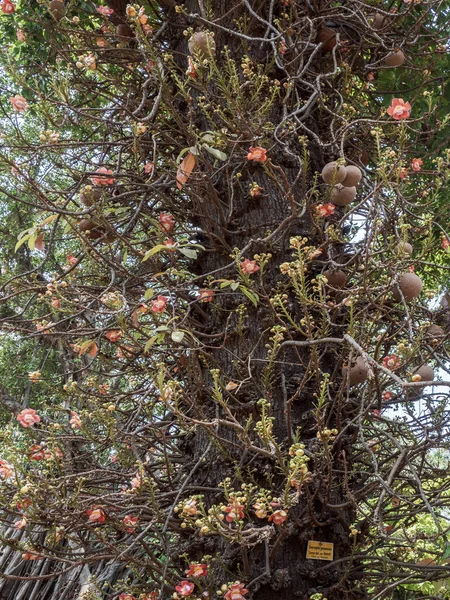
top-left (343, 357), bottom-right (368, 386)
top-left (393, 272), bottom-right (423, 302)
top-left (331, 184), bottom-right (357, 206)
top-left (425, 324), bottom-right (445, 342)
top-left (79, 219), bottom-right (97, 233)
top-left (49, 0), bottom-right (65, 21)
top-left (321, 162), bottom-right (347, 185)
top-left (396, 242), bottom-right (413, 256)
top-left (116, 24), bottom-right (135, 39)
top-left (316, 26), bottom-right (337, 52)
top-left (188, 32), bottom-right (216, 57)
top-left (341, 165), bottom-right (362, 187)
top-left (80, 188), bottom-right (102, 207)
top-left (384, 50), bottom-right (405, 67)
top-left (370, 13), bottom-right (385, 30)
top-left (413, 364), bottom-right (434, 383)
top-left (323, 270), bottom-right (347, 289)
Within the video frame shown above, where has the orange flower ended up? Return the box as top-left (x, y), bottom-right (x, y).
top-left (198, 289), bottom-right (214, 303)
top-left (105, 330), bottom-right (122, 342)
top-left (91, 167), bottom-right (115, 186)
top-left (382, 354), bottom-right (401, 370)
top-left (185, 563), bottom-right (208, 577)
top-left (411, 158), bottom-right (423, 171)
top-left (399, 167), bottom-right (408, 179)
top-left (123, 515), bottom-right (139, 532)
top-left (387, 98), bottom-right (411, 120)
top-left (22, 551), bottom-right (42, 561)
top-left (17, 408), bottom-right (40, 428)
top-left (86, 507), bottom-right (106, 524)
top-left (119, 594), bottom-right (136, 600)
top-left (247, 146), bottom-right (267, 163)
top-left (316, 203), bottom-right (335, 218)
top-left (241, 259), bottom-right (259, 275)
top-left (144, 161), bottom-right (154, 174)
top-left (9, 94), bottom-right (28, 111)
top-left (225, 497), bottom-right (245, 522)
top-left (29, 444), bottom-right (45, 461)
top-left (382, 391), bottom-right (393, 401)
top-left (268, 509), bottom-right (288, 525)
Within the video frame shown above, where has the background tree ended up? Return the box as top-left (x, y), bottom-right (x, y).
top-left (0, 1), bottom-right (449, 600)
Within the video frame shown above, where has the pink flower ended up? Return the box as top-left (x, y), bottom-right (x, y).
top-left (123, 515), bottom-right (139, 532)
top-left (96, 5), bottom-right (114, 15)
top-left (159, 213), bottom-right (175, 234)
top-left (224, 583), bottom-right (248, 600)
top-left (247, 146), bottom-right (267, 163)
top-left (144, 161), bottom-right (154, 174)
top-left (175, 581), bottom-right (195, 597)
top-left (382, 354), bottom-right (401, 370)
top-left (91, 167), bottom-right (115, 186)
top-left (268, 509), bottom-right (288, 525)
top-left (86, 507), bottom-right (106, 524)
top-left (185, 563), bottom-right (208, 577)
top-left (17, 408), bottom-right (40, 428)
top-left (225, 497), bottom-right (245, 523)
top-left (119, 595), bottom-right (136, 600)
top-left (399, 167), bottom-right (408, 179)
top-left (151, 296), bottom-right (168, 313)
top-left (411, 158), bottom-right (423, 171)
top-left (14, 517), bottom-right (27, 529)
top-left (198, 289), bottom-right (214, 303)
top-left (387, 98), bottom-right (411, 120)
top-left (1, 1), bottom-right (15, 13)
top-left (0, 459), bottom-right (12, 479)
top-left (67, 254), bottom-right (78, 265)
top-left (69, 411), bottom-right (82, 429)
top-left (316, 203), bottom-right (335, 218)
top-left (279, 41), bottom-right (287, 55)
top-left (442, 236), bottom-right (450, 250)
top-left (382, 391), bottom-right (393, 402)
top-left (367, 72), bottom-right (375, 82)
top-left (16, 29), bottom-right (26, 41)
top-left (130, 472), bottom-right (142, 489)
top-left (371, 409), bottom-right (382, 420)
top-left (9, 95), bottom-right (28, 112)
top-left (110, 451), bottom-right (118, 463)
top-left (241, 259), bottom-right (259, 275)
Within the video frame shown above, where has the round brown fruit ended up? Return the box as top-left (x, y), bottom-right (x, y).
top-left (413, 364), bottom-right (434, 382)
top-left (342, 357), bottom-right (368, 386)
top-left (341, 165), bottom-right (362, 187)
top-left (188, 32), bottom-right (216, 57)
top-left (80, 188), bottom-right (102, 207)
top-left (321, 161), bottom-right (347, 185)
top-left (316, 26), bottom-right (337, 52)
top-left (323, 270), bottom-right (347, 289)
top-left (396, 242), bottom-right (413, 256)
top-left (425, 324), bottom-right (445, 342)
top-left (370, 13), bottom-right (385, 30)
top-left (393, 272), bottom-right (422, 302)
top-left (331, 184), bottom-right (357, 206)
top-left (116, 24), bottom-right (135, 39)
top-left (49, 0), bottom-right (65, 21)
top-left (384, 50), bottom-right (405, 67)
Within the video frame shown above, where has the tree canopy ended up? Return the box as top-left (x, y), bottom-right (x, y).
top-left (0, 1), bottom-right (449, 599)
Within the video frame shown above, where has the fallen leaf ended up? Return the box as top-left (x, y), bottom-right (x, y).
top-left (176, 152), bottom-right (196, 190)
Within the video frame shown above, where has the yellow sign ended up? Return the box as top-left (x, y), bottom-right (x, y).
top-left (306, 540), bottom-right (334, 561)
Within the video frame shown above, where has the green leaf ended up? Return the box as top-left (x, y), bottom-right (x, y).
top-left (40, 214), bottom-right (58, 226)
top-left (142, 245), bottom-right (166, 261)
top-left (144, 288), bottom-right (154, 300)
top-left (239, 285), bottom-right (259, 307)
top-left (144, 335), bottom-right (159, 352)
top-left (28, 232), bottom-right (37, 251)
top-left (231, 282), bottom-right (240, 291)
top-left (171, 330), bottom-right (185, 343)
top-left (204, 145), bottom-right (227, 161)
top-left (179, 247), bottom-right (198, 259)
top-left (15, 231), bottom-right (33, 252)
